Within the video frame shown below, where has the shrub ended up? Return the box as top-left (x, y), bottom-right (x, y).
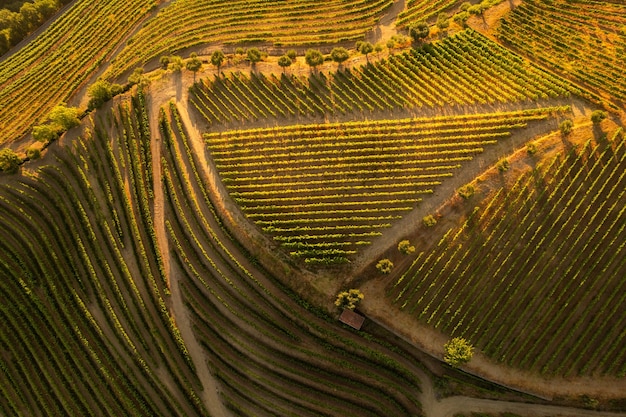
top-left (335, 289), bottom-right (364, 310)
top-left (376, 259), bottom-right (393, 274)
top-left (497, 158), bottom-right (510, 172)
top-left (32, 123), bottom-right (59, 143)
top-left (48, 103), bottom-right (80, 130)
top-left (526, 142), bottom-right (538, 155)
top-left (286, 49), bottom-right (297, 61)
top-left (0, 148), bottom-right (20, 174)
top-left (457, 184), bottom-right (475, 199)
top-left (398, 240), bottom-right (415, 255)
top-left (26, 147), bottom-right (41, 160)
top-left (591, 110), bottom-right (607, 124)
top-left (423, 214), bottom-right (437, 227)
top-left (444, 337), bottom-right (474, 367)
top-left (559, 119), bottom-right (574, 135)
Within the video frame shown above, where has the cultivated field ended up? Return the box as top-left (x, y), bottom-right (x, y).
top-left (0, 0), bottom-right (625, 415)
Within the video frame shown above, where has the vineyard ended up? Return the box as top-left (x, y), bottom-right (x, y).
top-left (190, 30), bottom-right (577, 127)
top-left (206, 108), bottom-right (565, 265)
top-left (106, 0), bottom-right (393, 80)
top-left (0, 0), bottom-right (156, 145)
top-left (497, 0), bottom-right (626, 105)
top-left (1, 0), bottom-right (626, 415)
top-left (387, 126), bottom-right (626, 377)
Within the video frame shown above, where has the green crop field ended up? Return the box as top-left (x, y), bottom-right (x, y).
top-left (0, 0), bottom-right (624, 415)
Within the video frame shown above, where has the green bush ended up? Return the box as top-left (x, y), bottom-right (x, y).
top-left (376, 259), bottom-right (394, 274)
top-left (398, 240), bottom-right (415, 255)
top-left (444, 337), bottom-right (474, 367)
top-left (422, 214), bottom-right (437, 227)
top-left (457, 184), bottom-right (475, 199)
top-left (526, 142), bottom-right (538, 155)
top-left (26, 147), bottom-right (41, 160)
top-left (591, 110), bottom-right (607, 124)
top-left (0, 148), bottom-right (20, 174)
top-left (559, 119), bottom-right (574, 135)
top-left (335, 289), bottom-right (364, 310)
top-left (497, 158), bottom-right (510, 172)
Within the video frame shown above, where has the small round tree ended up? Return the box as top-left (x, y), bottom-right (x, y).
top-left (526, 142), bottom-right (538, 155)
top-left (210, 50), bottom-right (225, 75)
top-left (286, 49), bottom-right (297, 61)
top-left (457, 184), bottom-right (475, 200)
top-left (559, 119), bottom-right (574, 135)
top-left (398, 240), bottom-right (415, 255)
top-left (423, 214), bottom-right (437, 227)
top-left (330, 47), bottom-right (349, 67)
top-left (277, 55), bottom-right (292, 74)
top-left (304, 49), bottom-right (324, 72)
top-left (32, 124), bottom-right (59, 143)
top-left (335, 289), bottom-right (364, 310)
top-left (186, 53), bottom-right (203, 81)
top-left (376, 259), bottom-right (394, 274)
top-left (159, 55), bottom-right (170, 69)
top-left (26, 146), bottom-right (41, 160)
top-left (168, 55), bottom-right (184, 72)
top-left (247, 48), bottom-right (262, 68)
top-left (357, 41), bottom-right (374, 62)
top-left (444, 337), bottom-right (474, 367)
top-left (409, 21), bottom-right (430, 43)
top-left (497, 158), bottom-right (510, 172)
top-left (591, 110), bottom-right (607, 124)
top-left (48, 103), bottom-right (80, 130)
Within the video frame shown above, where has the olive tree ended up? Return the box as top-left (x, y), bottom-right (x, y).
top-left (409, 21), bottom-right (430, 42)
top-left (304, 49), bottom-right (324, 72)
top-left (330, 47), bottom-right (349, 67)
top-left (210, 50), bottom-right (225, 74)
top-left (444, 337), bottom-right (474, 367)
top-left (186, 52), bottom-right (202, 81)
top-left (277, 55), bottom-right (292, 74)
top-left (0, 148), bottom-right (20, 174)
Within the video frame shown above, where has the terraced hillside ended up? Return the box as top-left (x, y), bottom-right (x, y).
top-left (205, 108), bottom-right (565, 265)
top-left (496, 0), bottom-right (626, 105)
top-left (0, 0), bottom-right (156, 145)
top-left (106, 0), bottom-right (394, 80)
top-left (386, 126), bottom-right (626, 377)
top-left (1, 0), bottom-right (626, 415)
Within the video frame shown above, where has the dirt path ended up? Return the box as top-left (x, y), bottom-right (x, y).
top-left (146, 75), bottom-right (229, 417)
top-left (366, 0), bottom-right (406, 44)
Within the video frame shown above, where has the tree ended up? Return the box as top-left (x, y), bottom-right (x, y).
top-left (128, 67), bottom-right (147, 86)
top-left (444, 337), bottom-right (474, 367)
top-left (335, 289), bottom-right (364, 310)
top-left (0, 148), bottom-right (20, 174)
top-left (398, 240), bottom-right (415, 255)
top-left (591, 110), bottom-right (607, 124)
top-left (286, 49), bottom-right (297, 61)
top-left (330, 47), bottom-right (349, 67)
top-left (32, 123), bottom-right (58, 143)
top-left (159, 55), bottom-right (170, 69)
top-left (374, 42), bottom-right (384, 58)
top-left (457, 184), bottom-right (475, 200)
top-left (88, 79), bottom-right (114, 109)
top-left (48, 103), bottom-right (80, 130)
top-left (304, 49), bottom-right (324, 72)
top-left (247, 47), bottom-right (262, 68)
top-left (168, 55), bottom-right (184, 72)
top-left (277, 55), bottom-right (292, 74)
top-left (210, 50), bottom-right (225, 75)
top-left (186, 52), bottom-right (202, 81)
top-left (559, 119), bottom-right (574, 135)
top-left (26, 146), bottom-right (41, 160)
top-left (436, 12), bottom-right (450, 32)
top-left (357, 41), bottom-right (374, 62)
top-left (423, 214), bottom-right (437, 227)
top-left (409, 21), bottom-right (430, 43)
top-left (376, 259), bottom-right (393, 274)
